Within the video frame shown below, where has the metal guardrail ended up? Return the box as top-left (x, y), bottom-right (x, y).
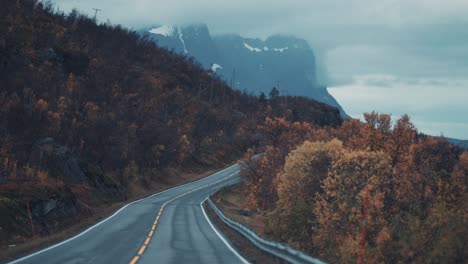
top-left (206, 198), bottom-right (326, 264)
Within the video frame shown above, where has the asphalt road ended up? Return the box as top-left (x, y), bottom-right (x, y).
top-left (9, 164), bottom-right (249, 264)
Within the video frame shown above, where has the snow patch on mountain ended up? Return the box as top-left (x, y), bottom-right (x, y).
top-left (148, 25), bottom-right (174, 37)
top-left (272, 47), bottom-right (289, 52)
top-left (177, 27), bottom-right (188, 54)
top-left (243, 42), bottom-right (262, 52)
top-left (243, 42), bottom-right (289, 53)
top-left (211, 63), bottom-right (223, 72)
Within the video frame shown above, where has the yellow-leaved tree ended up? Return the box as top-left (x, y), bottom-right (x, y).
top-left (313, 149), bottom-right (393, 263)
top-left (266, 139), bottom-right (343, 251)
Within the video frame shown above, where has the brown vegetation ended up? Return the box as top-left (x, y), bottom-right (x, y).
top-left (241, 112), bottom-right (467, 263)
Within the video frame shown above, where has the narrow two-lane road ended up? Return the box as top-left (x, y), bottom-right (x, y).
top-left (10, 164), bottom-right (248, 264)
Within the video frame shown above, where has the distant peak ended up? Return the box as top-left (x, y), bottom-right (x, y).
top-left (183, 23), bottom-right (209, 31)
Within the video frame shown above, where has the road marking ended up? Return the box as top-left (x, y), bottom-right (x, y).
top-left (129, 170), bottom-right (241, 263)
top-left (200, 198), bottom-right (250, 264)
top-left (8, 164), bottom-right (238, 264)
top-left (148, 230), bottom-right (153, 237)
top-left (129, 256), bottom-right (139, 264)
top-left (138, 245), bottom-right (146, 255)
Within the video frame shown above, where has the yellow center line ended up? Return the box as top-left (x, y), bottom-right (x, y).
top-left (128, 171), bottom-right (239, 264)
top-left (129, 256), bottom-right (139, 264)
top-left (138, 245), bottom-right (146, 255)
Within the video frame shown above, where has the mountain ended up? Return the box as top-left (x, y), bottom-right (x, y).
top-left (443, 137), bottom-right (468, 149)
top-left (142, 24), bottom-right (348, 117)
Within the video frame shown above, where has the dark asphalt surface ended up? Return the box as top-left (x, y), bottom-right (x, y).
top-left (9, 164), bottom-right (248, 264)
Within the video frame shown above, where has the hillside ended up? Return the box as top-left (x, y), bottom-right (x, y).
top-left (444, 137), bottom-right (468, 149)
top-left (142, 24), bottom-right (348, 117)
top-left (0, 0), bottom-right (342, 254)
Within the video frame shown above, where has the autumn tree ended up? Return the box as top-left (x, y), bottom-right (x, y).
top-left (336, 119), bottom-right (368, 150)
top-left (240, 147), bottom-right (281, 211)
top-left (363, 111), bottom-right (391, 151)
top-left (259, 117), bottom-right (291, 147)
top-left (389, 147), bottom-right (466, 263)
top-left (267, 139), bottom-right (343, 251)
top-left (314, 149), bottom-right (393, 263)
top-left (389, 114), bottom-right (416, 167)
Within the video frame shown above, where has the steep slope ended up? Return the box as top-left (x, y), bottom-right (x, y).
top-left (144, 24), bottom-right (220, 69)
top-left (0, 0), bottom-right (341, 254)
top-left (143, 24), bottom-right (348, 117)
top-left (214, 35), bottom-right (317, 93)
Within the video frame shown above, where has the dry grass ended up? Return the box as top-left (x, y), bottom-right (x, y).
top-left (212, 183), bottom-right (265, 236)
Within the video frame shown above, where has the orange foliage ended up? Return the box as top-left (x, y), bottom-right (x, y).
top-left (34, 99), bottom-right (48, 112)
top-left (241, 112), bottom-right (466, 262)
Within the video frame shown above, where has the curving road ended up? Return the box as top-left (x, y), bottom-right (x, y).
top-left (9, 164), bottom-right (249, 264)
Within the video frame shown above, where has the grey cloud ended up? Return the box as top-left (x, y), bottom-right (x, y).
top-left (51, 1), bottom-right (468, 83)
top-left (51, 0), bottom-right (468, 139)
top-left (52, 1), bottom-right (468, 33)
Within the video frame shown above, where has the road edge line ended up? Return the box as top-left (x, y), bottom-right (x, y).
top-left (200, 198), bottom-right (250, 264)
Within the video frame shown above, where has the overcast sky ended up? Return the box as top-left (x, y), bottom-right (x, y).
top-left (52, 0), bottom-right (468, 139)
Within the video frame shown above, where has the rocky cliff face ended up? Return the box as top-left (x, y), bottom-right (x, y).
top-left (142, 24), bottom-right (348, 117)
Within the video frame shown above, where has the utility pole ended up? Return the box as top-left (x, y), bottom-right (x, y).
top-left (221, 81), bottom-right (225, 102)
top-left (281, 89), bottom-right (288, 108)
top-left (285, 90), bottom-right (288, 108)
top-left (210, 78), bottom-right (214, 103)
top-left (231, 68), bottom-right (236, 89)
top-left (92, 8), bottom-right (102, 21)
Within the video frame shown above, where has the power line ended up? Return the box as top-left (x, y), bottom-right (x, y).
top-left (280, 89), bottom-right (288, 108)
top-left (231, 68), bottom-right (236, 89)
top-left (92, 8), bottom-right (102, 21)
